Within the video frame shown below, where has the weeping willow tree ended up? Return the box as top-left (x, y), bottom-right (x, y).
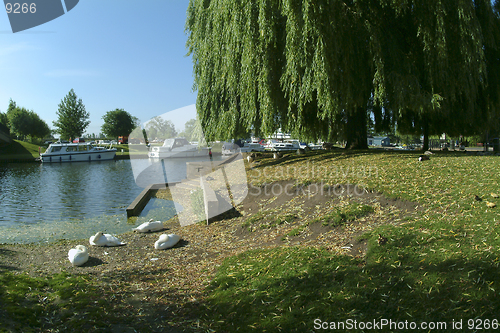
top-left (186, 0), bottom-right (373, 148)
top-left (186, 0), bottom-right (496, 150)
top-left (368, 0), bottom-right (497, 150)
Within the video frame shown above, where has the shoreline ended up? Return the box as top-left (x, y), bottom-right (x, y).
top-left (0, 153), bottom-right (149, 164)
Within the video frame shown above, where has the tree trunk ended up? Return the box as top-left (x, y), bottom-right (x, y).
top-left (422, 121), bottom-right (429, 151)
top-left (345, 106), bottom-right (368, 149)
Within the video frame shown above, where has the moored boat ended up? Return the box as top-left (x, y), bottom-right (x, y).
top-left (267, 139), bottom-right (302, 151)
top-left (148, 138), bottom-right (210, 158)
top-left (40, 142), bottom-right (116, 163)
top-left (221, 140), bottom-right (266, 155)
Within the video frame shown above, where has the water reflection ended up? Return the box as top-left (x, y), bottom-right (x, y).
top-left (0, 160), bottom-right (181, 243)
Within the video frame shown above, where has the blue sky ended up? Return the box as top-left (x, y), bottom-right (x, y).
top-left (0, 1), bottom-right (197, 136)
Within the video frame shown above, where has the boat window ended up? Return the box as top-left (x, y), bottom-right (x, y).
top-left (163, 139), bottom-right (175, 148)
top-left (51, 146), bottom-right (62, 153)
top-left (174, 138), bottom-right (189, 147)
top-left (78, 145), bottom-right (88, 151)
top-left (67, 146), bottom-right (77, 152)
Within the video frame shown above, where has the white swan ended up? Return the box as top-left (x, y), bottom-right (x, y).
top-left (133, 219), bottom-right (163, 233)
top-left (154, 234), bottom-right (181, 250)
top-left (68, 245), bottom-right (89, 266)
top-left (89, 232), bottom-right (126, 247)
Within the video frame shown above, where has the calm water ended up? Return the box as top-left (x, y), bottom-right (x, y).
top-left (0, 157), bottom-right (216, 244)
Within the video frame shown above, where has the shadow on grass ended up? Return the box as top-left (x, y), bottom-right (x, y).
top-left (0, 265), bottom-right (199, 333)
top-left (255, 149), bottom-right (436, 169)
top-left (197, 245), bottom-right (500, 332)
top-left (0, 140), bottom-right (37, 160)
top-left (0, 248), bottom-right (19, 271)
top-left (83, 256), bottom-right (106, 267)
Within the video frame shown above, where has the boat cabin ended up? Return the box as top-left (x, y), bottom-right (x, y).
top-left (162, 138), bottom-right (192, 149)
top-left (45, 142), bottom-right (94, 154)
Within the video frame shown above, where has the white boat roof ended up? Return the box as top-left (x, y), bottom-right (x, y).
top-left (162, 138), bottom-right (191, 147)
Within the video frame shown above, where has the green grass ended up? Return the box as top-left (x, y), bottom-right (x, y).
top-left (0, 140), bottom-right (42, 160)
top-left (310, 202), bottom-right (374, 227)
top-left (196, 151), bottom-right (500, 332)
top-left (242, 211), bottom-right (297, 231)
top-left (0, 270), bottom-right (108, 331)
top-left (285, 226), bottom-right (304, 237)
top-left (3, 150), bottom-right (500, 332)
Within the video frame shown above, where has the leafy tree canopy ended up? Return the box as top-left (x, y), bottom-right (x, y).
top-left (53, 89), bottom-right (90, 140)
top-left (186, 0), bottom-right (497, 150)
top-left (178, 118), bottom-right (197, 142)
top-left (101, 108), bottom-right (139, 139)
top-left (144, 116), bottom-right (177, 140)
top-left (7, 105), bottom-right (50, 140)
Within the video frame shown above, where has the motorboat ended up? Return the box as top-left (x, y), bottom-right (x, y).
top-left (148, 137), bottom-right (210, 158)
top-left (221, 140), bottom-right (266, 155)
top-left (267, 139), bottom-right (305, 151)
top-left (40, 142), bottom-right (116, 162)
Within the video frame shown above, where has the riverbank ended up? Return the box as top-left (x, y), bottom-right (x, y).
top-left (2, 150), bottom-right (500, 332)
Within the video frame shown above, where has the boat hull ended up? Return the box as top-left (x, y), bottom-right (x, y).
top-left (40, 150), bottom-right (116, 163)
top-left (221, 142), bottom-right (266, 155)
top-left (148, 148), bottom-right (210, 159)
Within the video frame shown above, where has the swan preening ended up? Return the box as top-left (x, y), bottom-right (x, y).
top-left (89, 232), bottom-right (126, 247)
top-left (154, 234), bottom-right (181, 250)
top-left (68, 245), bottom-right (89, 266)
top-left (133, 219), bottom-right (164, 233)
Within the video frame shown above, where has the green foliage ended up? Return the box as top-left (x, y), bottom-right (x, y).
top-left (144, 116), bottom-right (177, 140)
top-left (0, 112), bottom-right (8, 129)
top-left (178, 118), bottom-right (197, 141)
top-left (52, 89), bottom-right (90, 141)
top-left (6, 106), bottom-right (31, 138)
top-left (101, 108), bottom-right (138, 139)
top-left (186, 0), bottom-right (498, 149)
top-left (5, 103), bottom-right (50, 141)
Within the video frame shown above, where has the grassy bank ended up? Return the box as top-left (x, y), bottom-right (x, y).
top-left (0, 140), bottom-right (42, 161)
top-left (2, 149), bottom-right (500, 332)
top-left (197, 150), bottom-right (500, 332)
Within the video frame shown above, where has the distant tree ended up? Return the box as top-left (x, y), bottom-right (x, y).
top-left (7, 106), bottom-right (30, 139)
top-left (178, 118), bottom-right (197, 141)
top-left (0, 111), bottom-right (8, 128)
top-left (1, 99), bottom-right (16, 128)
top-left (6, 99), bottom-right (16, 114)
top-left (7, 106), bottom-right (50, 140)
top-left (53, 89), bottom-right (90, 140)
top-left (145, 116), bottom-right (177, 140)
top-left (101, 108), bottom-right (138, 139)
top-left (29, 111), bottom-right (51, 139)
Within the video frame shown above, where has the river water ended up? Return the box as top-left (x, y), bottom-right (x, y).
top-left (0, 157), bottom-right (216, 244)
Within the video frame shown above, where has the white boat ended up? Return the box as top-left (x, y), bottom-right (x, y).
top-left (40, 142), bottom-right (116, 163)
top-left (221, 140), bottom-right (266, 155)
top-left (267, 139), bottom-right (304, 151)
top-left (148, 138), bottom-right (210, 158)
